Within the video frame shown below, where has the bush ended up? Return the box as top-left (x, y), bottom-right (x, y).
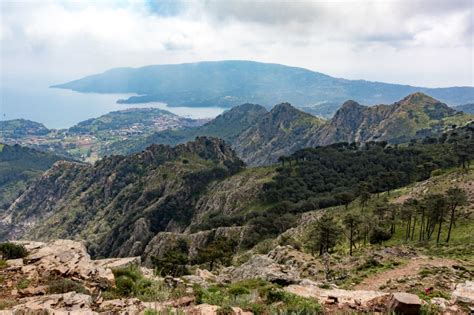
top-left (0, 242), bottom-right (28, 259)
top-left (216, 306), bottom-right (234, 315)
top-left (47, 278), bottom-right (87, 294)
top-left (369, 227), bottom-right (392, 244)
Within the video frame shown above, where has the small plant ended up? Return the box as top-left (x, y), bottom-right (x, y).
top-left (0, 259), bottom-right (7, 269)
top-left (17, 277), bottom-right (30, 290)
top-left (47, 278), bottom-right (87, 294)
top-left (0, 242), bottom-right (28, 260)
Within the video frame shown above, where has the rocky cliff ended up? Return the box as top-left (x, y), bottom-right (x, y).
top-left (0, 137), bottom-right (247, 259)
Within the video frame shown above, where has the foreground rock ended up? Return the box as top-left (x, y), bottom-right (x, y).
top-left (388, 292), bottom-right (422, 315)
top-left (285, 283), bottom-right (388, 306)
top-left (15, 240), bottom-right (114, 290)
top-left (453, 280), bottom-right (474, 305)
top-left (11, 292), bottom-right (94, 314)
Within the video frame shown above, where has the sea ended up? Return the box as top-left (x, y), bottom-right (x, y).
top-left (0, 84), bottom-right (225, 129)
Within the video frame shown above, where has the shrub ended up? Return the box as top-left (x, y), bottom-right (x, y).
top-left (216, 306), bottom-right (234, 315)
top-left (369, 227), bottom-right (392, 244)
top-left (47, 278), bottom-right (87, 294)
top-left (0, 242), bottom-right (28, 259)
top-left (0, 259), bottom-right (7, 269)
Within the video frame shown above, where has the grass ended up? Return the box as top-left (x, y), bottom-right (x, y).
top-left (194, 279), bottom-right (322, 314)
top-left (103, 266), bottom-right (187, 302)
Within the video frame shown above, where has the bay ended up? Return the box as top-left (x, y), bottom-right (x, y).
top-left (0, 84), bottom-right (225, 129)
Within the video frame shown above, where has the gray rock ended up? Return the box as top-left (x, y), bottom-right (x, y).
top-left (218, 254), bottom-right (300, 285)
top-left (388, 292), bottom-right (422, 315)
top-left (452, 280), bottom-right (474, 304)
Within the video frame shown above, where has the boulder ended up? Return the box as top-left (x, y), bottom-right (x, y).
top-left (388, 292), bottom-right (422, 315)
top-left (11, 292), bottom-right (95, 314)
top-left (195, 268), bottom-right (217, 282)
top-left (218, 255), bottom-right (300, 285)
top-left (452, 280), bottom-right (474, 304)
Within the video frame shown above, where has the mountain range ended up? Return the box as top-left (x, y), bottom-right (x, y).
top-left (52, 60), bottom-right (474, 111)
top-left (102, 93), bottom-right (473, 166)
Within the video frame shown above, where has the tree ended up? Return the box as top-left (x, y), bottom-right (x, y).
top-left (343, 213), bottom-right (361, 256)
top-left (445, 188), bottom-right (468, 243)
top-left (336, 192), bottom-right (355, 210)
top-left (195, 237), bottom-right (236, 271)
top-left (307, 213), bottom-right (341, 256)
top-left (152, 238), bottom-right (189, 277)
top-left (357, 182), bottom-right (371, 211)
top-left (424, 194), bottom-right (448, 244)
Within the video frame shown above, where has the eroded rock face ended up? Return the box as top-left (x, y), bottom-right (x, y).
top-left (218, 255), bottom-right (300, 285)
top-left (17, 240), bottom-right (114, 289)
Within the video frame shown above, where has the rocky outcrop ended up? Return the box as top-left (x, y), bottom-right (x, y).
top-left (11, 240), bottom-right (114, 290)
top-left (1, 137), bottom-right (244, 260)
top-left (234, 103), bottom-right (325, 166)
top-left (10, 292), bottom-right (95, 314)
top-left (142, 226), bottom-right (246, 266)
top-left (218, 254), bottom-right (300, 285)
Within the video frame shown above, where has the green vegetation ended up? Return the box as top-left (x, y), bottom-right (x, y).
top-left (0, 242), bottom-right (28, 260)
top-left (105, 266), bottom-right (186, 302)
top-left (194, 279), bottom-right (322, 314)
top-left (152, 239), bottom-right (190, 277)
top-left (47, 278), bottom-right (87, 294)
top-left (0, 143), bottom-right (67, 213)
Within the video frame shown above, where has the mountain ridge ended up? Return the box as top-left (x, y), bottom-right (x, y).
top-left (52, 60), bottom-right (474, 108)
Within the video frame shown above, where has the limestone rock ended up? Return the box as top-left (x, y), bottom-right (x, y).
top-left (20, 240), bottom-right (114, 289)
top-left (218, 255), bottom-right (300, 285)
top-left (11, 292), bottom-right (95, 314)
top-left (98, 298), bottom-right (145, 314)
top-left (452, 281), bottom-right (474, 305)
top-left (93, 256), bottom-right (141, 270)
top-left (195, 268), bottom-right (217, 282)
top-left (388, 292), bottom-right (422, 315)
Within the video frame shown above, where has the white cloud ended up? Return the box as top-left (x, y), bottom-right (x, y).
top-left (0, 0), bottom-right (472, 87)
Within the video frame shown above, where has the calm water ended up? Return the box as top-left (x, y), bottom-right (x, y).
top-left (0, 84), bottom-right (225, 129)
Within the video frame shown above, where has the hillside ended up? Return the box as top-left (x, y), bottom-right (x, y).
top-left (0, 108), bottom-right (207, 162)
top-left (0, 144), bottom-right (68, 212)
top-left (105, 93), bottom-right (473, 166)
top-left (1, 127), bottom-right (473, 314)
top-left (52, 60), bottom-right (474, 108)
top-left (0, 137), bottom-right (245, 257)
top-left (455, 103), bottom-right (474, 114)
top-left (0, 119), bottom-right (50, 139)
top-left (101, 103), bottom-right (268, 157)
top-left (315, 92), bottom-right (472, 145)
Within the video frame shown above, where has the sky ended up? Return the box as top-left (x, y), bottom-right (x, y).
top-left (1, 0), bottom-right (473, 88)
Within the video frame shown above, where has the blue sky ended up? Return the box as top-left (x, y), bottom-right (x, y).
top-left (1, 0), bottom-right (473, 88)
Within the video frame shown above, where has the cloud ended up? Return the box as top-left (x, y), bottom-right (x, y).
top-left (0, 0), bottom-right (472, 87)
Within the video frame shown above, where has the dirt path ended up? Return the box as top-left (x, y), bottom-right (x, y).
top-left (355, 256), bottom-right (457, 291)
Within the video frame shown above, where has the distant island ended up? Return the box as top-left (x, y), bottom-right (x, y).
top-left (52, 60), bottom-right (474, 117)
